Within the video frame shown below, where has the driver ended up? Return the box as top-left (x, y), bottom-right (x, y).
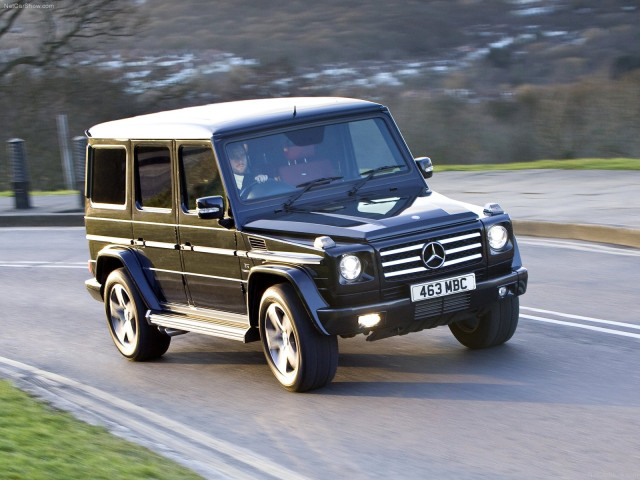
top-left (227, 143), bottom-right (268, 191)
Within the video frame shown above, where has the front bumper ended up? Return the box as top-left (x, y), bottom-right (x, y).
top-left (316, 267), bottom-right (527, 338)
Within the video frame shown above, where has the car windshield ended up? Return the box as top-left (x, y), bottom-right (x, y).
top-left (225, 117), bottom-right (409, 202)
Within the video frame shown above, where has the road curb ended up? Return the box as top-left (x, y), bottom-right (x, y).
top-left (0, 214), bottom-right (85, 227)
top-left (513, 220), bottom-right (640, 249)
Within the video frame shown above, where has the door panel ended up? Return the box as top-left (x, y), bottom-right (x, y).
top-left (177, 144), bottom-right (246, 313)
top-left (132, 143), bottom-right (187, 305)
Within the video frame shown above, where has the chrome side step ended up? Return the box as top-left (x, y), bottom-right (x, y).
top-left (146, 310), bottom-right (258, 343)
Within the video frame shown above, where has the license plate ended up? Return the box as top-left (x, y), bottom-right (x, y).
top-left (411, 273), bottom-right (476, 302)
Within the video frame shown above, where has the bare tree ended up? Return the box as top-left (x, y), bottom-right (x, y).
top-left (0, 0), bottom-right (139, 78)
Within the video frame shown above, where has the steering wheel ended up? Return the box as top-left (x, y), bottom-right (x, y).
top-left (239, 180), bottom-right (259, 199)
top-left (240, 178), bottom-right (296, 200)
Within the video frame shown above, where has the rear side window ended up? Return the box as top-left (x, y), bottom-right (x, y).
top-left (89, 147), bottom-right (126, 205)
top-left (135, 145), bottom-right (172, 209)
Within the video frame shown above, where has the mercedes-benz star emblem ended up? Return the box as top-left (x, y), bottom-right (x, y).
top-left (422, 242), bottom-right (446, 269)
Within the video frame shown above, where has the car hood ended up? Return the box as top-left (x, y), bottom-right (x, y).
top-left (242, 190), bottom-right (483, 242)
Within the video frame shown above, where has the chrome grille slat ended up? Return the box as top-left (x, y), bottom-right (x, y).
top-left (379, 229), bottom-right (484, 281)
top-left (439, 232), bottom-right (481, 244)
top-left (381, 255), bottom-right (421, 268)
top-left (446, 242), bottom-right (482, 255)
top-left (386, 266), bottom-right (426, 278)
top-left (379, 243), bottom-right (423, 257)
top-left (442, 253), bottom-right (482, 267)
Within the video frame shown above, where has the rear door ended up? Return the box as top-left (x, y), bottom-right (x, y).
top-left (131, 141), bottom-right (187, 305)
top-left (176, 143), bottom-right (246, 313)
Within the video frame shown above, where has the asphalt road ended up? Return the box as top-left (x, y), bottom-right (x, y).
top-left (1, 227), bottom-right (639, 479)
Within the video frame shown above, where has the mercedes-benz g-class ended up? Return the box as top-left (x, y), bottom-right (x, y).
top-left (84, 97), bottom-right (527, 392)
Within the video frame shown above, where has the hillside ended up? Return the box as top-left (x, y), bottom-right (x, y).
top-left (1, 0), bottom-right (640, 190)
top-left (116, 0), bottom-right (640, 89)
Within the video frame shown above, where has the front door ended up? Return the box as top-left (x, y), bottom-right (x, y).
top-left (176, 143), bottom-right (246, 313)
top-left (131, 142), bottom-right (187, 305)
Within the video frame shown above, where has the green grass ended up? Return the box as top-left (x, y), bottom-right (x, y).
top-left (0, 380), bottom-right (203, 480)
top-left (433, 158), bottom-right (640, 172)
top-left (0, 190), bottom-right (78, 197)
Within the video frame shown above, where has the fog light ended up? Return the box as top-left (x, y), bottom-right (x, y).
top-left (358, 313), bottom-right (381, 328)
top-left (498, 286), bottom-right (508, 297)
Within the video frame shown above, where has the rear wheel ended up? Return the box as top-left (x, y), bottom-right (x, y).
top-left (259, 284), bottom-right (338, 392)
top-left (104, 268), bottom-right (170, 361)
top-left (449, 296), bottom-right (519, 349)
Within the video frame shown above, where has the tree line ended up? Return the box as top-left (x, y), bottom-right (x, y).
top-left (2, 67), bottom-right (639, 191)
top-left (2, 0), bottom-right (640, 190)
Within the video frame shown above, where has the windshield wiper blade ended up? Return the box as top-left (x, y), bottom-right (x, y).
top-left (348, 165), bottom-right (401, 196)
top-left (282, 176), bottom-right (343, 211)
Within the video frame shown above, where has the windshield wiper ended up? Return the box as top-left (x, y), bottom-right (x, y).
top-left (348, 165), bottom-right (401, 196)
top-left (282, 176), bottom-right (343, 211)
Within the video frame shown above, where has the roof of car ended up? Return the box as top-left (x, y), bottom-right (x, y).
top-left (87, 97), bottom-right (383, 140)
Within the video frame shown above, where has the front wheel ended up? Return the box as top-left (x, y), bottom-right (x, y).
top-left (259, 284), bottom-right (338, 392)
top-left (104, 268), bottom-right (170, 361)
top-left (449, 296), bottom-right (519, 349)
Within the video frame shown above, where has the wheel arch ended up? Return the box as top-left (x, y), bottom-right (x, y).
top-left (95, 246), bottom-right (162, 311)
top-left (247, 265), bottom-right (330, 335)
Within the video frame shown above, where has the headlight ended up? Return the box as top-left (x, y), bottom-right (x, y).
top-left (487, 224), bottom-right (509, 250)
top-left (339, 254), bottom-right (362, 281)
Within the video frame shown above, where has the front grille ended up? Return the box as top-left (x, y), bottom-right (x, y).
top-left (379, 229), bottom-right (484, 281)
top-left (414, 292), bottom-right (471, 320)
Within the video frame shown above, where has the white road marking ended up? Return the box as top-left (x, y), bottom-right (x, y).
top-left (0, 260), bottom-right (86, 269)
top-left (519, 237), bottom-right (640, 257)
top-left (0, 356), bottom-right (306, 480)
top-left (521, 315), bottom-right (640, 340)
top-left (521, 306), bottom-right (640, 340)
top-left (0, 227), bottom-right (85, 231)
top-left (522, 306), bottom-right (640, 331)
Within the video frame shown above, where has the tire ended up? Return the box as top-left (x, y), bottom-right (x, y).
top-left (104, 268), bottom-right (170, 361)
top-left (259, 283), bottom-right (338, 392)
top-left (449, 296), bottom-right (519, 349)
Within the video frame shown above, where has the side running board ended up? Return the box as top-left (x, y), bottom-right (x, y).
top-left (146, 311), bottom-right (259, 343)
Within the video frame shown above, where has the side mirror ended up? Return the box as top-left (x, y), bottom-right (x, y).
top-left (196, 196), bottom-right (225, 220)
top-left (415, 156), bottom-right (433, 179)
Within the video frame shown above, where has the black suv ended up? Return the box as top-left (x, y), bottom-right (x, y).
top-left (84, 97), bottom-right (527, 392)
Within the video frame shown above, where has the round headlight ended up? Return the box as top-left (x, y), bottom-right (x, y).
top-left (339, 254), bottom-right (362, 281)
top-left (487, 224), bottom-right (509, 250)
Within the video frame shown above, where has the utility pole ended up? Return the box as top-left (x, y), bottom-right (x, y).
top-left (57, 114), bottom-right (75, 191)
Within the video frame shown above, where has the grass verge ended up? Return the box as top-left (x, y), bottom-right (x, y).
top-left (1, 158), bottom-right (639, 197)
top-left (434, 158), bottom-right (640, 172)
top-left (0, 190), bottom-right (78, 197)
top-left (0, 379), bottom-right (202, 480)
